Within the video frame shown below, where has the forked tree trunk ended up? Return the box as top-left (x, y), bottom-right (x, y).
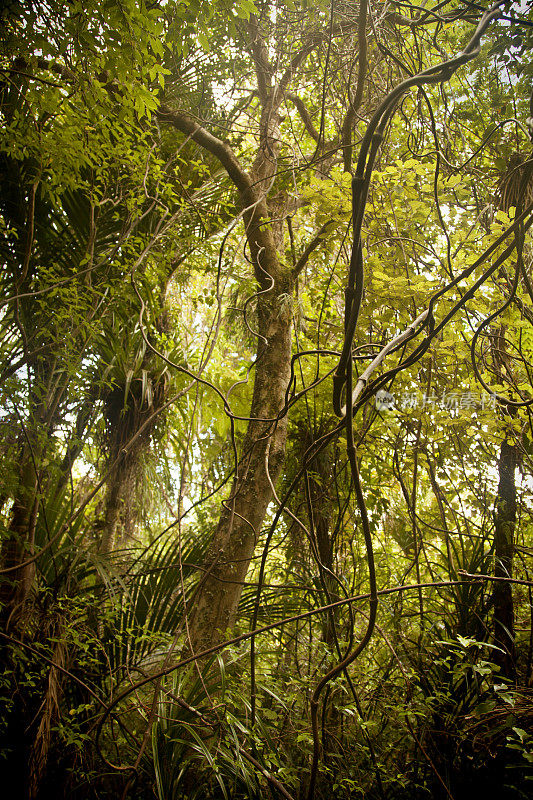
top-left (159, 94), bottom-right (297, 655)
top-left (158, 11), bottom-right (366, 657)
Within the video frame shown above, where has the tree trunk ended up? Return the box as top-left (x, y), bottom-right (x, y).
top-left (186, 267), bottom-right (293, 655)
top-left (492, 437), bottom-right (517, 681)
top-left (99, 464), bottom-right (126, 555)
top-left (0, 442), bottom-right (41, 624)
top-left (158, 11), bottom-right (356, 655)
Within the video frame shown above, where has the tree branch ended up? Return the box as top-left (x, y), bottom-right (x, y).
top-left (157, 105), bottom-right (251, 195)
top-left (293, 220), bottom-right (336, 276)
top-left (276, 20), bottom-right (354, 103)
top-left (286, 93), bottom-right (320, 141)
top-left (245, 15), bottom-right (272, 104)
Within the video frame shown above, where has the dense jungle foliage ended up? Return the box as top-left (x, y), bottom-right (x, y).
top-left (1, 1), bottom-right (533, 798)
